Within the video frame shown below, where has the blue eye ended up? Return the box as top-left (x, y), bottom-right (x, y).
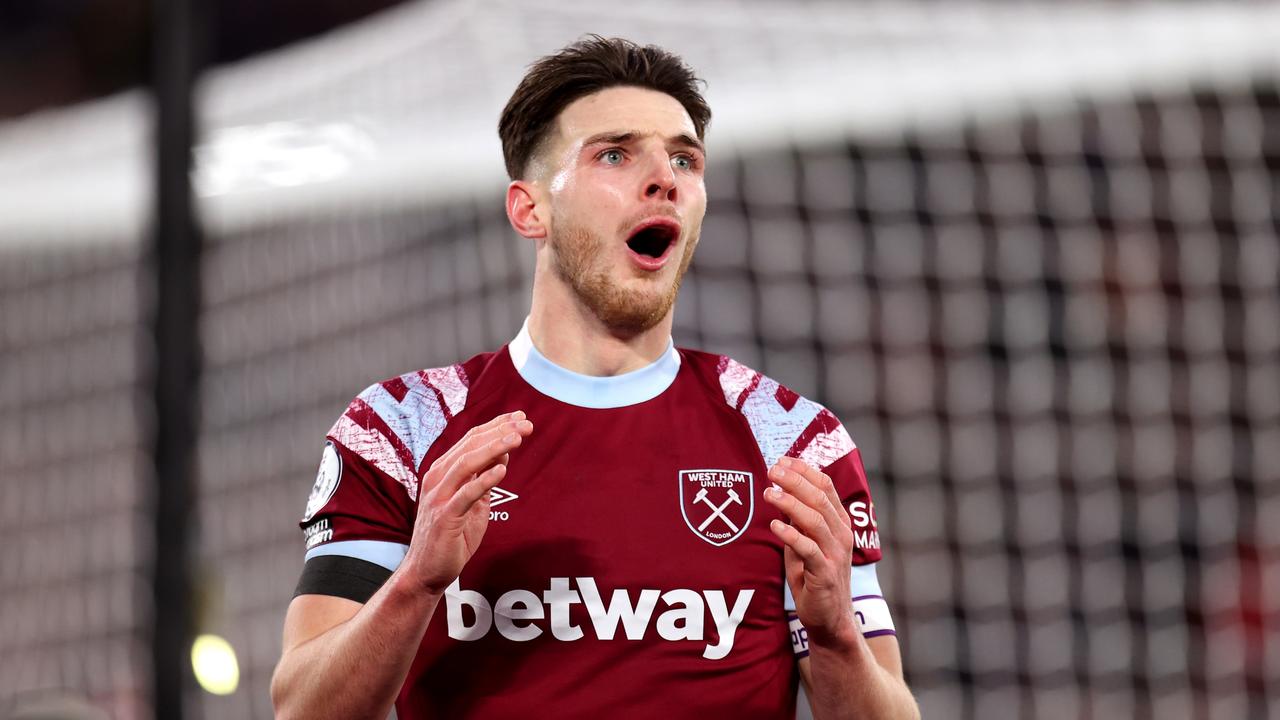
top-left (672, 155), bottom-right (693, 170)
top-left (601, 150), bottom-right (624, 165)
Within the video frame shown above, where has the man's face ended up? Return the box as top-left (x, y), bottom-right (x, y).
top-left (536, 86), bottom-right (707, 334)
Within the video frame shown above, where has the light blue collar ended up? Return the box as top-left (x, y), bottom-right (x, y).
top-left (508, 319), bottom-right (681, 409)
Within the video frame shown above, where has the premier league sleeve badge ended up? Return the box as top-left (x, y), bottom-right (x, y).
top-left (302, 441), bottom-right (343, 522)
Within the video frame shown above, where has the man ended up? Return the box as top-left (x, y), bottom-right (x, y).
top-left (272, 36), bottom-right (918, 719)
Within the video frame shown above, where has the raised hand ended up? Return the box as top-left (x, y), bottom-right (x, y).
top-left (401, 411), bottom-right (534, 595)
top-left (762, 455), bottom-right (856, 644)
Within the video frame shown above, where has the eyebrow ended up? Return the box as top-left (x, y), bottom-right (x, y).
top-left (582, 130), bottom-right (705, 155)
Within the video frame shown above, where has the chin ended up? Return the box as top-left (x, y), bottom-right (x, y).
top-left (605, 298), bottom-right (672, 333)
top-left (584, 284), bottom-right (675, 334)
top-left (556, 240), bottom-right (690, 334)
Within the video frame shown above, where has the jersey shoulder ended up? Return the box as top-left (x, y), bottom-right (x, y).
top-left (326, 351), bottom-right (498, 501)
top-left (680, 348), bottom-right (856, 470)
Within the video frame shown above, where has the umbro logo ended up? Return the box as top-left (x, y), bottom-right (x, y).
top-left (488, 487), bottom-right (518, 521)
top-left (489, 487), bottom-right (518, 507)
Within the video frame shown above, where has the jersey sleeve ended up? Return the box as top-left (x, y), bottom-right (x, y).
top-left (713, 355), bottom-right (896, 653)
top-left (298, 437), bottom-right (415, 563)
top-left (295, 370), bottom-right (466, 601)
top-left (293, 435), bottom-right (415, 602)
top-left (781, 411), bottom-right (897, 654)
top-left (804, 418), bottom-right (882, 568)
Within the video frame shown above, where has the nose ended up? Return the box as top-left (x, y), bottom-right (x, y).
top-left (643, 153), bottom-right (677, 203)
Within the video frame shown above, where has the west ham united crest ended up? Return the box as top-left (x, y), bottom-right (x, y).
top-left (679, 469), bottom-right (754, 547)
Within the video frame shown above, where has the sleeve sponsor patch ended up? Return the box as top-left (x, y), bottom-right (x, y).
top-left (302, 441), bottom-right (342, 522)
top-left (788, 612), bottom-right (809, 658)
top-left (302, 519), bottom-right (332, 549)
top-left (851, 595), bottom-right (896, 637)
top-left (786, 565), bottom-right (897, 657)
top-left (787, 597), bottom-right (897, 659)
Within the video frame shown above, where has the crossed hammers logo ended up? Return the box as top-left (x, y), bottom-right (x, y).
top-left (693, 486), bottom-right (743, 533)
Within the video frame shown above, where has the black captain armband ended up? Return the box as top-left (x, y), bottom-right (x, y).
top-left (294, 555), bottom-right (394, 603)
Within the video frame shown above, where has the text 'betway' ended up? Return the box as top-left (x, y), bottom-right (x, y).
top-left (445, 577), bottom-right (755, 660)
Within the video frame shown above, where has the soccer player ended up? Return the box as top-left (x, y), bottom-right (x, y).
top-left (271, 36), bottom-right (919, 720)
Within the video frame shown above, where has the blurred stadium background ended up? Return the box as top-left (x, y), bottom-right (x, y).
top-left (1, 1), bottom-right (1278, 718)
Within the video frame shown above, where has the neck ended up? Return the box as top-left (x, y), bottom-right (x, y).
top-left (527, 271), bottom-right (674, 377)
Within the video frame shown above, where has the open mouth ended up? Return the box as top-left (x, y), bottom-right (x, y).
top-left (625, 220), bottom-right (679, 260)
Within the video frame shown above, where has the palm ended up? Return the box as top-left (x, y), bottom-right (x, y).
top-left (414, 492), bottom-right (491, 588)
top-left (767, 453), bottom-right (856, 640)
top-left (457, 501), bottom-right (491, 560)
top-left (401, 413), bottom-right (532, 594)
top-left (787, 545), bottom-right (850, 637)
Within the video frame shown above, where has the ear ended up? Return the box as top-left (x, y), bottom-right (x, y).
top-left (506, 181), bottom-right (547, 240)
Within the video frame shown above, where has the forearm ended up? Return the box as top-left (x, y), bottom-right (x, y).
top-left (806, 630), bottom-right (919, 720)
top-left (271, 572), bottom-right (440, 720)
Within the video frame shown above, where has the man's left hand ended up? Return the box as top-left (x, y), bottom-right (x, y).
top-left (763, 456), bottom-right (856, 645)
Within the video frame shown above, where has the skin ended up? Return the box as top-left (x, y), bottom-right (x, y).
top-left (272, 413), bottom-right (534, 720)
top-left (765, 457), bottom-right (920, 720)
top-left (507, 86), bottom-right (705, 376)
top-left (272, 85), bottom-right (918, 719)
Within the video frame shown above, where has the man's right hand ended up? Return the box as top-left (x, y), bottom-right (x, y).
top-left (400, 411), bottom-right (534, 595)
top-left (272, 411), bottom-right (534, 720)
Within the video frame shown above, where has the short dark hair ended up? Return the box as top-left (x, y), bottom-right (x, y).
top-left (498, 35), bottom-right (711, 180)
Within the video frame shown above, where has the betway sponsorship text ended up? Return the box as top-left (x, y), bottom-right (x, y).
top-left (445, 578), bottom-right (754, 660)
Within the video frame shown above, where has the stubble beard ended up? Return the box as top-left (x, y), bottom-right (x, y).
top-left (550, 220), bottom-right (699, 335)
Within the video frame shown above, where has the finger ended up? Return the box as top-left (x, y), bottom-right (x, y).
top-left (782, 545), bottom-right (805, 592)
top-left (439, 425), bottom-right (528, 497)
top-left (787, 458), bottom-right (846, 522)
top-left (428, 427), bottom-right (524, 510)
top-left (768, 464), bottom-right (838, 525)
top-left (763, 485), bottom-right (839, 551)
top-left (427, 417), bottom-right (530, 496)
top-left (443, 462), bottom-right (508, 518)
top-left (430, 412), bottom-right (525, 472)
top-left (771, 461), bottom-right (848, 536)
top-left (769, 518), bottom-right (823, 568)
top-left (773, 453), bottom-right (844, 527)
top-left (782, 543), bottom-right (802, 574)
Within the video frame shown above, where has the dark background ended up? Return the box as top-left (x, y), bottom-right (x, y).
top-left (0, 0), bottom-right (405, 119)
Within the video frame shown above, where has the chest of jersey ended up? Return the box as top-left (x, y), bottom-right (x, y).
top-left (404, 371), bottom-right (797, 717)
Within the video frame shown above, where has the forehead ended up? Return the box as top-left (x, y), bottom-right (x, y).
top-left (553, 86), bottom-right (698, 148)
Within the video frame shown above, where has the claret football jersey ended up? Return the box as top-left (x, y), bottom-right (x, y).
top-left (296, 321), bottom-right (894, 719)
